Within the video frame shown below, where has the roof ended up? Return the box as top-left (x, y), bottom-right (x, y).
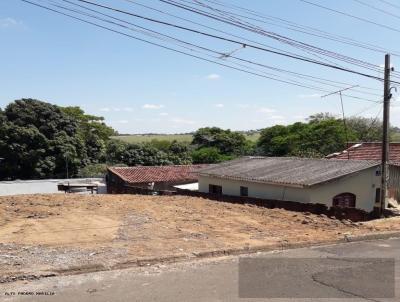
top-left (197, 157), bottom-right (379, 188)
top-left (327, 142), bottom-right (400, 165)
top-left (108, 165), bottom-right (208, 184)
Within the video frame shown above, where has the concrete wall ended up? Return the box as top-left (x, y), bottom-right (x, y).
top-left (0, 178), bottom-right (107, 196)
top-left (198, 176), bottom-right (311, 203)
top-left (309, 168), bottom-right (381, 212)
top-left (198, 166), bottom-right (381, 212)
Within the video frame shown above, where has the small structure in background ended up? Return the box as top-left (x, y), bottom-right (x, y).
top-left (57, 181), bottom-right (99, 194)
top-left (106, 165), bottom-right (207, 194)
top-left (197, 156), bottom-right (383, 213)
top-left (327, 142), bottom-right (400, 207)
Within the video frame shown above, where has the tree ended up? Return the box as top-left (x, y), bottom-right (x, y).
top-left (191, 147), bottom-right (233, 164)
top-left (257, 125), bottom-right (291, 156)
top-left (346, 116), bottom-right (382, 142)
top-left (257, 117), bottom-right (357, 157)
top-left (0, 99), bottom-right (85, 179)
top-left (61, 106), bottom-right (116, 163)
top-left (192, 127), bottom-right (248, 155)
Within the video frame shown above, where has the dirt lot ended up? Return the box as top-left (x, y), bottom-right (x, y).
top-left (0, 194), bottom-right (399, 282)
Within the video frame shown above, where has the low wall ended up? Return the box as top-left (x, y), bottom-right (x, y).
top-left (176, 189), bottom-right (372, 222)
top-left (106, 185), bottom-right (372, 221)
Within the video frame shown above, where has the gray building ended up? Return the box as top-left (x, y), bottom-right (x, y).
top-left (197, 157), bottom-right (383, 212)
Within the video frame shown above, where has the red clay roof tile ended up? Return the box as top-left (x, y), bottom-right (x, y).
top-left (107, 165), bottom-right (208, 184)
top-left (327, 142), bottom-right (400, 165)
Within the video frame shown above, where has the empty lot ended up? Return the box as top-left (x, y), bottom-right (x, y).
top-left (0, 194), bottom-right (399, 282)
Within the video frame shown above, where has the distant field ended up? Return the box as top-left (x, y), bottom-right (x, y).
top-left (112, 133), bottom-right (260, 143)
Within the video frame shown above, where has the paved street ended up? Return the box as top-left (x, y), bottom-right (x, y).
top-left (1, 238), bottom-right (399, 302)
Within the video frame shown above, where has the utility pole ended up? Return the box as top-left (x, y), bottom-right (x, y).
top-left (380, 54), bottom-right (392, 217)
top-left (321, 85), bottom-right (358, 159)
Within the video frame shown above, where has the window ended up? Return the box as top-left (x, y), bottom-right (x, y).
top-left (332, 193), bottom-right (356, 208)
top-left (375, 188), bottom-right (381, 204)
top-left (240, 186), bottom-right (248, 197)
top-left (209, 184), bottom-right (222, 195)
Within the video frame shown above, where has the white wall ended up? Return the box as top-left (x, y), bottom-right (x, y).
top-left (198, 166), bottom-right (381, 212)
top-left (0, 178), bottom-right (107, 196)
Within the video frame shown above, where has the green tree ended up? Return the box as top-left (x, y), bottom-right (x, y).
top-left (192, 127), bottom-right (248, 155)
top-left (257, 116), bottom-right (357, 157)
top-left (191, 147), bottom-right (233, 164)
top-left (0, 99), bottom-right (85, 179)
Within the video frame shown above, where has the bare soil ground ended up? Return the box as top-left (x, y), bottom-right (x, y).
top-left (0, 194), bottom-right (399, 282)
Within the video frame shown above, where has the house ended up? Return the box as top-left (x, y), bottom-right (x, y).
top-left (197, 157), bottom-right (383, 212)
top-left (106, 165), bottom-right (207, 194)
top-left (327, 142), bottom-right (400, 202)
top-left (326, 142), bottom-right (400, 163)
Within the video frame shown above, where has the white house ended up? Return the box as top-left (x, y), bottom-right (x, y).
top-left (197, 157), bottom-right (383, 212)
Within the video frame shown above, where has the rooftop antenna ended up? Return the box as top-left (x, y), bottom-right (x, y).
top-left (321, 85), bottom-right (359, 160)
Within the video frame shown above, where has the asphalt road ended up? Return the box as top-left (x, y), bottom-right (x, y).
top-left (1, 238), bottom-right (399, 302)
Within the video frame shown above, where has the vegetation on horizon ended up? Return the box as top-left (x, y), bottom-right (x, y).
top-left (0, 99), bottom-right (394, 180)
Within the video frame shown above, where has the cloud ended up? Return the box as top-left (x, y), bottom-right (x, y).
top-left (117, 120), bottom-right (129, 124)
top-left (0, 17), bottom-right (24, 29)
top-left (258, 107), bottom-right (276, 114)
top-left (206, 74), bottom-right (220, 80)
top-left (236, 104), bottom-right (250, 109)
top-left (298, 93), bottom-right (321, 99)
top-left (170, 118), bottom-right (196, 125)
top-left (99, 107), bottom-right (133, 112)
top-left (142, 104), bottom-right (164, 109)
top-left (159, 112), bottom-right (169, 116)
top-left (214, 103), bottom-right (224, 108)
top-left (268, 115), bottom-right (285, 120)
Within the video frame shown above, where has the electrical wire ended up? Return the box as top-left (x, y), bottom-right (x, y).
top-left (199, 0), bottom-right (400, 57)
top-left (24, 0), bottom-right (384, 99)
top-left (353, 0), bottom-right (400, 20)
top-left (299, 0), bottom-right (400, 34)
top-left (69, 0), bottom-right (399, 83)
top-left (42, 0), bottom-right (383, 98)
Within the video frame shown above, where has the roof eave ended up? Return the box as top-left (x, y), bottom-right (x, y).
top-left (198, 173), bottom-right (305, 188)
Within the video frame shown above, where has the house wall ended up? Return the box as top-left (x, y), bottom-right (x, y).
top-left (198, 175), bottom-right (311, 203)
top-left (308, 167), bottom-right (381, 212)
top-left (198, 166), bottom-right (381, 212)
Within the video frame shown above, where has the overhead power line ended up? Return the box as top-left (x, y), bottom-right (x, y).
top-left (69, 0), bottom-right (398, 83)
top-left (198, 0), bottom-right (400, 57)
top-left (24, 0), bottom-right (384, 99)
top-left (377, 0), bottom-right (400, 11)
top-left (299, 0), bottom-right (400, 34)
top-left (33, 0), bottom-right (383, 101)
top-left (353, 0), bottom-right (400, 20)
top-left (53, 0), bottom-right (381, 96)
top-left (161, 0), bottom-right (389, 75)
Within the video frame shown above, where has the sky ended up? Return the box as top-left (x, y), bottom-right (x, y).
top-left (1, 0), bottom-right (400, 133)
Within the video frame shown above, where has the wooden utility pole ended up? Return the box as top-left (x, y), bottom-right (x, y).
top-left (380, 54), bottom-right (392, 217)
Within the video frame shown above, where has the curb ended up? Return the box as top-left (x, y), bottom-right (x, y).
top-left (344, 231), bottom-right (400, 242)
top-left (3, 231), bottom-right (400, 283)
top-left (115, 231), bottom-right (400, 267)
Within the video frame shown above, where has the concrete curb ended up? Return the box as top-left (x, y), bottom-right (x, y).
top-left (3, 231), bottom-right (400, 283)
top-left (114, 231), bottom-right (400, 268)
top-left (344, 231), bottom-right (400, 243)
